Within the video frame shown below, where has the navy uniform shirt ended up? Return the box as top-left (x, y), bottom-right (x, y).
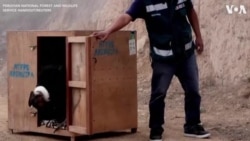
top-left (126, 0), bottom-right (195, 61)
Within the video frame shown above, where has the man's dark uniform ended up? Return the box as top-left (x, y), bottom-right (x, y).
top-left (126, 0), bottom-right (204, 139)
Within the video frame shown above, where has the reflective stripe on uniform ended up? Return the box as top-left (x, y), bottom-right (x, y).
top-left (177, 0), bottom-right (187, 4)
top-left (153, 40), bottom-right (193, 57)
top-left (153, 47), bottom-right (173, 57)
top-left (185, 41), bottom-right (193, 50)
top-left (146, 3), bottom-right (168, 12)
top-left (176, 0), bottom-right (187, 10)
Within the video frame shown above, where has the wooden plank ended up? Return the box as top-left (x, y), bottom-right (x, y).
top-left (68, 36), bottom-right (86, 43)
top-left (12, 126), bottom-right (78, 137)
top-left (66, 39), bottom-right (73, 126)
top-left (74, 31), bottom-right (95, 36)
top-left (28, 126), bottom-right (73, 136)
top-left (89, 31), bottom-right (138, 134)
top-left (69, 126), bottom-right (87, 134)
top-left (71, 42), bottom-right (87, 130)
top-left (68, 81), bottom-right (86, 88)
top-left (85, 37), bottom-right (92, 134)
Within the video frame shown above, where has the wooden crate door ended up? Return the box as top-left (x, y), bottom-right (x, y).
top-left (7, 32), bottom-right (37, 130)
top-left (88, 32), bottom-right (138, 134)
top-left (66, 36), bottom-right (88, 134)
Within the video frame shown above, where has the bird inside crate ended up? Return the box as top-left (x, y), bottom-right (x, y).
top-left (28, 65), bottom-right (67, 131)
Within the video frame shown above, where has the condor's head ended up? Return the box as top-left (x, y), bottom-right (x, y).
top-left (28, 86), bottom-right (50, 109)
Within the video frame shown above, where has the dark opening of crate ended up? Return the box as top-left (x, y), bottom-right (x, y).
top-left (36, 37), bottom-right (67, 129)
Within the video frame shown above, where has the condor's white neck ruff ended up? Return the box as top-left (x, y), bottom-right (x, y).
top-left (33, 86), bottom-right (50, 102)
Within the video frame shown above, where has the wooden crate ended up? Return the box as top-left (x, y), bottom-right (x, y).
top-left (7, 31), bottom-right (137, 141)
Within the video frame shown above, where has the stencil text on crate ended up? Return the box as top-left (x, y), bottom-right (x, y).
top-left (95, 41), bottom-right (118, 56)
top-left (9, 63), bottom-right (34, 78)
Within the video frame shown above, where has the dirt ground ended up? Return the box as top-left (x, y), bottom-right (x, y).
top-left (1, 81), bottom-right (250, 141)
top-left (0, 48), bottom-right (250, 141)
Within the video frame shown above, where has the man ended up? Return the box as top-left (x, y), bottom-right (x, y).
top-left (93, 0), bottom-right (210, 140)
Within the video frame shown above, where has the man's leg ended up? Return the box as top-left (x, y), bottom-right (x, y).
top-left (176, 54), bottom-right (210, 138)
top-left (149, 61), bottom-right (175, 139)
top-left (176, 54), bottom-right (201, 125)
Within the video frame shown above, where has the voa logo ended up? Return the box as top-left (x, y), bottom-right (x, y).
top-left (226, 5), bottom-right (247, 14)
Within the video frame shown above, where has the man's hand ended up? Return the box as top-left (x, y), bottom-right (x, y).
top-left (195, 37), bottom-right (204, 54)
top-left (92, 30), bottom-right (110, 41)
top-left (91, 14), bottom-right (132, 41)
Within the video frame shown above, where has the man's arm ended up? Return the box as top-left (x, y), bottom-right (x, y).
top-left (106, 14), bottom-right (132, 34)
top-left (92, 14), bottom-right (132, 41)
top-left (92, 0), bottom-right (145, 41)
top-left (187, 7), bottom-right (204, 54)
